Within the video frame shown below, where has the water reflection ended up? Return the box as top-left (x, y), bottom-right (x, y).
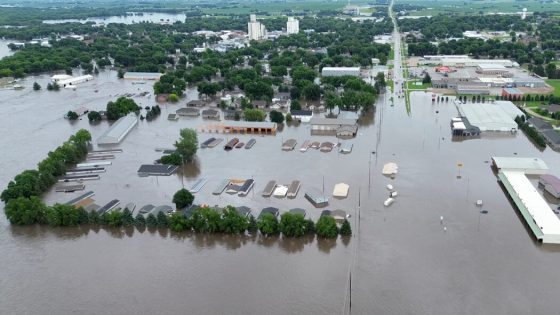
top-left (317, 237), bottom-right (337, 253)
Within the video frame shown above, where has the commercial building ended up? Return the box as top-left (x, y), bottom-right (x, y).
top-left (123, 72), bottom-right (162, 80)
top-left (419, 55), bottom-right (518, 68)
top-left (97, 114), bottom-right (138, 145)
top-left (455, 101), bottom-right (524, 132)
top-left (502, 87), bottom-right (524, 100)
top-left (476, 64), bottom-right (510, 75)
top-left (321, 67), bottom-right (361, 77)
top-left (498, 170), bottom-right (560, 244)
top-left (201, 121), bottom-right (277, 135)
top-left (56, 75), bottom-right (94, 87)
top-left (492, 157), bottom-right (549, 175)
top-left (542, 130), bottom-right (560, 151)
top-left (286, 17), bottom-right (299, 35)
top-left (248, 14), bottom-right (266, 41)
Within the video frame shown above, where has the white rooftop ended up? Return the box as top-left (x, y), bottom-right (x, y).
top-left (477, 63), bottom-right (507, 70)
top-left (501, 171), bottom-right (560, 242)
top-left (456, 101), bottom-right (523, 132)
top-left (492, 157), bottom-right (549, 174)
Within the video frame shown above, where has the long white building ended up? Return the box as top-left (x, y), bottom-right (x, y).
top-left (248, 14), bottom-right (266, 41)
top-left (321, 67), bottom-right (361, 77)
top-left (286, 17), bottom-right (299, 35)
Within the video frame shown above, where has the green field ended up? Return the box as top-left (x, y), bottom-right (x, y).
top-left (396, 0), bottom-right (560, 16)
top-left (545, 79), bottom-right (560, 97)
top-left (387, 79), bottom-right (394, 92)
top-left (201, 1), bottom-right (345, 15)
top-left (406, 81), bottom-right (431, 90)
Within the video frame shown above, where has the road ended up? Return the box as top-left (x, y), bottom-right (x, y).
top-left (388, 0), bottom-right (408, 110)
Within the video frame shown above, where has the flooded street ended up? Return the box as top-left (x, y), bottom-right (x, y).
top-left (1, 71), bottom-right (560, 314)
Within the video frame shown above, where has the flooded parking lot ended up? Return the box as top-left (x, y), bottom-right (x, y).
top-left (1, 72), bottom-right (560, 314)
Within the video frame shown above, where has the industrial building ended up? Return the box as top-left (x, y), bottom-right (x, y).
top-left (123, 72), bottom-right (162, 80)
top-left (201, 121), bottom-right (277, 135)
top-left (56, 75), bottom-right (94, 87)
top-left (248, 14), bottom-right (266, 41)
top-left (455, 100), bottom-right (524, 132)
top-left (321, 67), bottom-right (361, 77)
top-left (492, 157), bottom-right (549, 175)
top-left (419, 55), bottom-right (518, 67)
top-left (286, 17), bottom-right (299, 35)
top-left (310, 117), bottom-right (358, 136)
top-left (97, 114), bottom-right (138, 145)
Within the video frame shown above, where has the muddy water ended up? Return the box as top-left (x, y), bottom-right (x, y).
top-left (1, 72), bottom-right (560, 314)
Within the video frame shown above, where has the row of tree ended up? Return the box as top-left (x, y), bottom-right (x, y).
top-left (5, 195), bottom-right (351, 239)
top-left (1, 129), bottom-right (92, 204)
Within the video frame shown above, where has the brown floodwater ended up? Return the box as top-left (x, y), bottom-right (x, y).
top-left (1, 70), bottom-right (560, 314)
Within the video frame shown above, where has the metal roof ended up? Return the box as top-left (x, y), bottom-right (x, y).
top-left (97, 114), bottom-right (138, 144)
top-left (310, 117), bottom-right (357, 125)
top-left (492, 157), bottom-right (549, 174)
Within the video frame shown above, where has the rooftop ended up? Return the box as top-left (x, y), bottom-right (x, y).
top-left (310, 117), bottom-right (357, 125)
top-left (97, 114), bottom-right (138, 145)
top-left (492, 157), bottom-right (549, 174)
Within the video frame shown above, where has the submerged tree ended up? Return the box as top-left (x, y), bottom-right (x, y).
top-left (172, 189), bottom-right (194, 209)
top-left (258, 213), bottom-right (279, 236)
top-left (316, 216), bottom-right (338, 239)
top-left (339, 219), bottom-right (352, 236)
top-left (174, 128), bottom-right (198, 162)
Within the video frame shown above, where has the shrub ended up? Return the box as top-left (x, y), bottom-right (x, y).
top-left (134, 214), bottom-right (146, 227)
top-left (258, 213), bottom-right (279, 236)
top-left (168, 212), bottom-right (190, 232)
top-left (156, 211), bottom-right (168, 227)
top-left (339, 219), bottom-right (352, 236)
top-left (316, 216), bottom-right (338, 239)
top-left (146, 213), bottom-right (157, 227)
top-left (279, 212), bottom-right (306, 237)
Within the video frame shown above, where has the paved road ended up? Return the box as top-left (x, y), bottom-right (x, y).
top-left (388, 0), bottom-right (406, 108)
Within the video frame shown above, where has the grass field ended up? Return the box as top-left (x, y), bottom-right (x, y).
top-left (406, 81), bottom-right (431, 90)
top-left (545, 79), bottom-right (560, 97)
top-left (201, 1), bottom-right (345, 15)
top-left (396, 0), bottom-right (560, 15)
top-left (387, 79), bottom-right (394, 92)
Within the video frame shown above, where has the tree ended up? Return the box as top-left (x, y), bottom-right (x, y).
top-left (156, 211), bottom-right (168, 227)
top-left (160, 153), bottom-right (182, 165)
top-left (146, 213), bottom-right (157, 227)
top-left (173, 188), bottom-right (194, 209)
top-left (168, 212), bottom-right (190, 232)
top-left (88, 210), bottom-right (100, 224)
top-left (286, 113), bottom-right (292, 122)
top-left (316, 216), bottom-right (338, 239)
top-left (66, 111), bottom-right (79, 120)
top-left (174, 128), bottom-right (198, 162)
top-left (339, 219), bottom-right (352, 236)
top-left (122, 208), bottom-right (134, 226)
top-left (87, 111), bottom-right (102, 122)
top-left (105, 210), bottom-right (124, 227)
top-left (258, 213), bottom-right (279, 236)
top-left (117, 68), bottom-right (125, 79)
top-left (279, 212), bottom-right (306, 237)
top-left (52, 82), bottom-right (60, 91)
top-left (106, 97), bottom-right (139, 120)
top-left (305, 219), bottom-right (315, 234)
top-left (134, 214), bottom-right (146, 227)
top-left (302, 83), bottom-right (321, 100)
top-left (4, 196), bottom-right (45, 225)
top-left (33, 82), bottom-right (41, 91)
top-left (269, 110), bottom-right (284, 124)
top-left (168, 93), bottom-right (179, 102)
top-left (45, 204), bottom-right (79, 227)
top-left (220, 206), bottom-right (248, 234)
top-left (247, 215), bottom-right (258, 234)
top-left (46, 83), bottom-right (53, 91)
top-left (244, 108), bottom-right (266, 121)
top-left (422, 73), bottom-right (432, 84)
top-left (290, 100), bottom-right (301, 110)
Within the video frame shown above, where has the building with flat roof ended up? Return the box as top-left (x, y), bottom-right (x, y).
top-left (498, 170), bottom-right (560, 244)
top-left (97, 114), bottom-right (138, 145)
top-left (492, 157), bottom-right (549, 175)
top-left (502, 87), bottom-right (524, 100)
top-left (456, 101), bottom-right (524, 132)
top-left (248, 14), bottom-right (266, 41)
top-left (476, 64), bottom-right (509, 75)
top-left (539, 174), bottom-right (560, 198)
top-left (57, 75), bottom-right (94, 87)
top-left (123, 72), bottom-right (162, 80)
top-left (542, 129), bottom-right (560, 151)
top-left (202, 121), bottom-right (277, 135)
top-left (310, 117), bottom-right (359, 136)
top-left (321, 67), bottom-right (360, 77)
top-left (420, 55), bottom-right (518, 67)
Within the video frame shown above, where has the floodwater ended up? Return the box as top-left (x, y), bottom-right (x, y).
top-left (43, 12), bottom-right (187, 25)
top-left (1, 70), bottom-right (560, 314)
top-left (0, 39), bottom-right (15, 58)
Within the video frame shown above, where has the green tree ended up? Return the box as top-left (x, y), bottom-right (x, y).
top-left (286, 113), bottom-right (292, 122)
top-left (4, 196), bottom-right (45, 225)
top-left (77, 207), bottom-right (89, 224)
top-left (88, 210), bottom-right (100, 224)
top-left (173, 188), bottom-right (194, 209)
top-left (290, 100), bottom-right (301, 110)
top-left (66, 111), bottom-right (78, 120)
top-left (117, 68), bottom-right (125, 79)
top-left (279, 212), bottom-right (306, 237)
top-left (244, 108), bottom-right (266, 122)
top-left (269, 110), bottom-right (284, 124)
top-left (247, 215), bottom-right (258, 234)
top-left (87, 111), bottom-right (102, 122)
top-left (121, 208), bottom-right (134, 226)
top-left (305, 219), bottom-right (315, 234)
top-left (134, 214), bottom-right (146, 227)
top-left (258, 213), bottom-right (279, 236)
top-left (156, 211), bottom-right (168, 227)
top-left (316, 216), bottom-right (338, 238)
top-left (339, 219), bottom-right (352, 236)
top-left (47, 83), bottom-right (53, 91)
top-left (422, 73), bottom-right (432, 84)
top-left (105, 210), bottom-right (124, 227)
top-left (168, 93), bottom-right (179, 102)
top-left (106, 97), bottom-right (139, 120)
top-left (160, 153), bottom-right (182, 165)
top-left (45, 204), bottom-right (79, 227)
top-left (33, 82), bottom-right (41, 91)
top-left (220, 206), bottom-right (248, 234)
top-left (168, 212), bottom-right (190, 232)
top-left (146, 213), bottom-right (157, 227)
top-left (174, 128), bottom-right (198, 162)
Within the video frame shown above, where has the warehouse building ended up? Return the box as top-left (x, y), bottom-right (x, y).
top-left (97, 114), bottom-right (138, 145)
top-left (455, 100), bottom-right (524, 132)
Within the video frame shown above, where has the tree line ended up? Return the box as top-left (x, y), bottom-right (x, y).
top-left (1, 130), bottom-right (92, 204)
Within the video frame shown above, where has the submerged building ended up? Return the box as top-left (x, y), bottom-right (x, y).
top-left (97, 114), bottom-right (138, 145)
